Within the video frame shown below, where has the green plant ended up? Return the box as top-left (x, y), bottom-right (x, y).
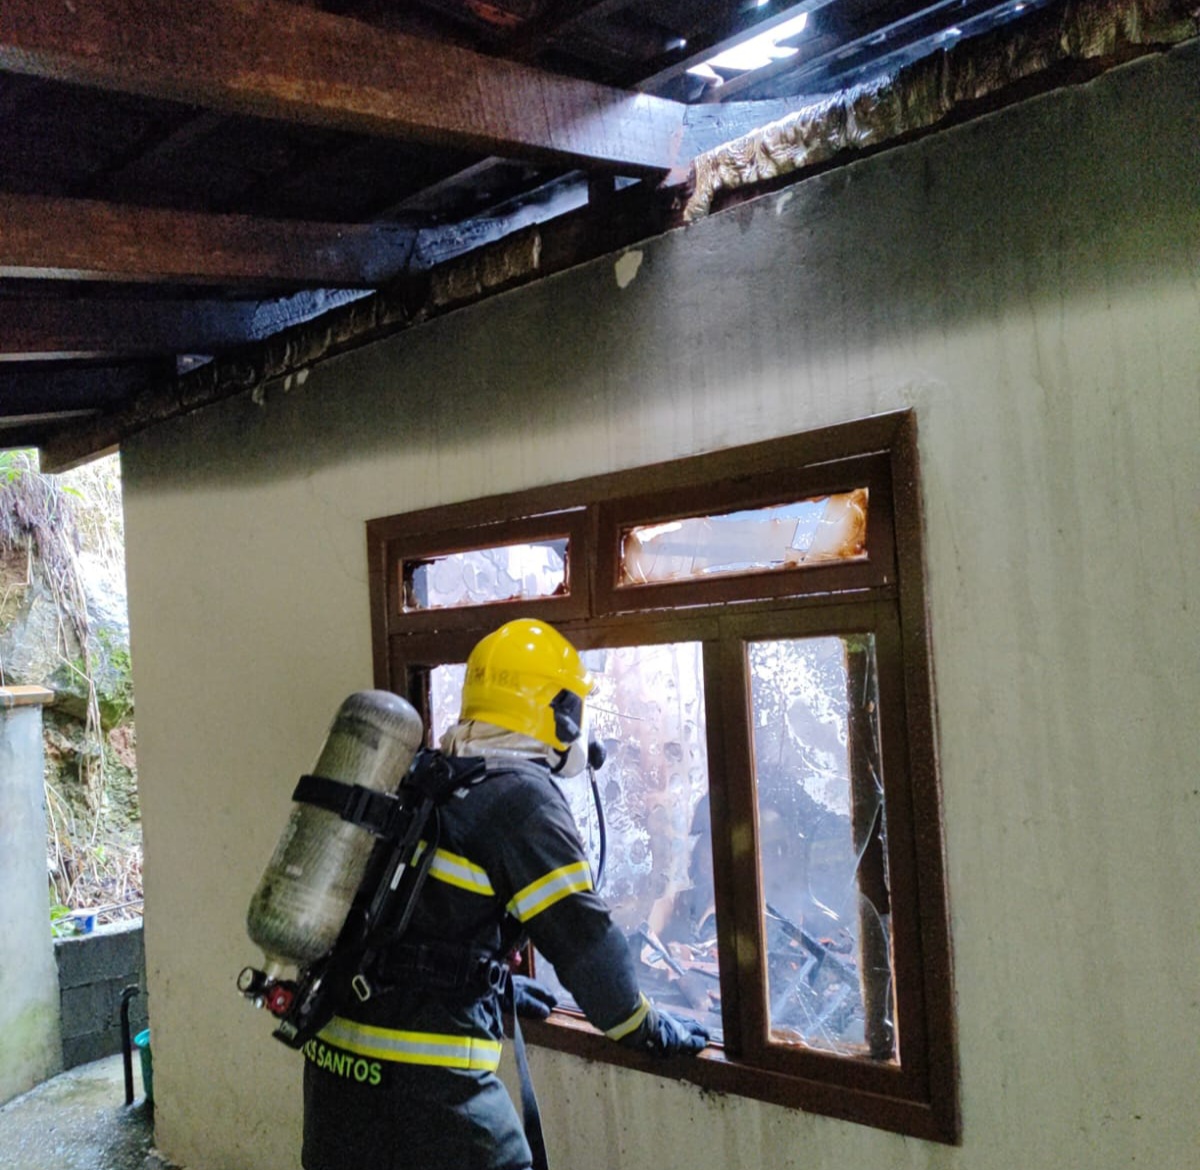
top-left (49, 900), bottom-right (79, 938)
top-left (0, 452), bottom-right (110, 795)
top-left (2, 452), bottom-right (141, 923)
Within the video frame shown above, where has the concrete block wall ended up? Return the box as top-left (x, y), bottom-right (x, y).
top-left (54, 921), bottom-right (148, 1069)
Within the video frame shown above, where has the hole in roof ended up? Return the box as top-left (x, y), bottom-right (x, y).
top-left (687, 11), bottom-right (809, 82)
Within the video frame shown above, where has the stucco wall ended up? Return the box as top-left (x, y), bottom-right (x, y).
top-left (120, 45), bottom-right (1199, 1170)
top-left (0, 692), bottom-right (62, 1106)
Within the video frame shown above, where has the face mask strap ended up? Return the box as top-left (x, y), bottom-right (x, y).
top-left (549, 689), bottom-right (583, 746)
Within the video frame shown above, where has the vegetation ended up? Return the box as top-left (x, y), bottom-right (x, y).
top-left (0, 449), bottom-right (141, 930)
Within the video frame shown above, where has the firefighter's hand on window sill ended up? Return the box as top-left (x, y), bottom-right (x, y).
top-left (626, 1006), bottom-right (710, 1059)
top-left (509, 974), bottom-right (558, 1020)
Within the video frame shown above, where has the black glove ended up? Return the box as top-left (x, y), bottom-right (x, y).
top-left (509, 974), bottom-right (558, 1020)
top-left (628, 1006), bottom-right (709, 1058)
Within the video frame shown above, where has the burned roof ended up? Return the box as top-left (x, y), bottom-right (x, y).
top-left (0, 0), bottom-right (1193, 469)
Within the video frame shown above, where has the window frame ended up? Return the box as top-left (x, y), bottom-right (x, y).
top-left (366, 411), bottom-right (958, 1143)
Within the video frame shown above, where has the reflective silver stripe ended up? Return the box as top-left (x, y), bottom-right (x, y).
top-left (319, 1016), bottom-right (502, 1071)
top-left (423, 843), bottom-right (495, 896)
top-left (507, 859), bottom-right (593, 922)
top-left (605, 993), bottom-right (650, 1041)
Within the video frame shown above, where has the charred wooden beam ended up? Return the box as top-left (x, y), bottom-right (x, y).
top-left (36, 0), bottom-right (1197, 472)
top-left (413, 172), bottom-right (591, 269)
top-left (678, 98), bottom-right (818, 160)
top-left (37, 180), bottom-right (675, 473)
top-left (0, 0), bottom-right (689, 175)
top-left (0, 299), bottom-right (259, 360)
top-left (0, 290), bottom-right (370, 360)
top-left (0, 363), bottom-right (161, 415)
top-left (0, 409), bottom-right (99, 430)
top-left (0, 194), bottom-right (416, 287)
top-left (0, 297), bottom-right (258, 357)
top-left (684, 0), bottom-right (1199, 219)
top-left (0, 362), bottom-right (171, 448)
top-left (499, 0), bottom-right (642, 62)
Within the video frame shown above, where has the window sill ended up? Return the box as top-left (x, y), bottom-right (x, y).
top-left (520, 1011), bottom-right (959, 1145)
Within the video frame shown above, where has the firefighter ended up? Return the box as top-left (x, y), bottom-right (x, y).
top-left (302, 617), bottom-right (709, 1170)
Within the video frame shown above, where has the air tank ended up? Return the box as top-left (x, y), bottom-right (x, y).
top-left (246, 690), bottom-right (424, 979)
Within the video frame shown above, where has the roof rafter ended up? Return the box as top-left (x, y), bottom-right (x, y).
top-left (0, 363), bottom-right (160, 412)
top-left (0, 194), bottom-right (417, 287)
top-left (35, 177), bottom-right (674, 474)
top-left (0, 291), bottom-right (373, 359)
top-left (0, 0), bottom-right (689, 175)
top-left (0, 362), bottom-right (167, 447)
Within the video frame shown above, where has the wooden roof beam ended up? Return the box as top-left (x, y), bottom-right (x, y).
top-left (0, 290), bottom-right (371, 360)
top-left (0, 299), bottom-right (262, 360)
top-left (0, 194), bottom-right (416, 287)
top-left (0, 362), bottom-right (169, 448)
top-left (0, 0), bottom-right (689, 176)
top-left (0, 364), bottom-right (160, 416)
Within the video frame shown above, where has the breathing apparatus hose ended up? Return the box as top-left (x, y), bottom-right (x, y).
top-left (586, 738), bottom-right (607, 889)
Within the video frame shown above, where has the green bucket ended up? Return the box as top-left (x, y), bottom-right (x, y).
top-left (134, 1028), bottom-right (153, 1105)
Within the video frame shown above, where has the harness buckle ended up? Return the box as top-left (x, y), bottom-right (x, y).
top-left (484, 958), bottom-right (510, 996)
top-left (351, 973), bottom-right (373, 1002)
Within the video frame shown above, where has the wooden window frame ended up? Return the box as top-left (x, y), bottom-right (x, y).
top-left (366, 411), bottom-right (959, 1143)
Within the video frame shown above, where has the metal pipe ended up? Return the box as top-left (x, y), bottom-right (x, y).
top-left (119, 985), bottom-right (140, 1106)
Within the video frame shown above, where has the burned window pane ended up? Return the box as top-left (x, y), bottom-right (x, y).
top-left (747, 635), bottom-right (896, 1062)
top-left (533, 643), bottom-right (720, 1042)
top-left (375, 419), bottom-right (957, 1137)
top-left (619, 489), bottom-right (867, 586)
top-left (430, 663), bottom-right (465, 744)
top-left (403, 539), bottom-right (568, 611)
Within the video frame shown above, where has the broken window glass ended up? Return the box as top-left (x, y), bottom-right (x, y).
top-left (747, 635), bottom-right (896, 1062)
top-left (529, 642), bottom-right (720, 1041)
top-left (375, 417), bottom-right (957, 1136)
top-left (619, 488), bottom-right (867, 586)
top-left (429, 663), bottom-right (466, 744)
top-left (403, 538), bottom-right (568, 611)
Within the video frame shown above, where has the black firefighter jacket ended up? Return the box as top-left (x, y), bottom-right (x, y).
top-left (302, 757), bottom-right (652, 1170)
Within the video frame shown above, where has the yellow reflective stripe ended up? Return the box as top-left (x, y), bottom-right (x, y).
top-left (412, 840), bottom-right (495, 897)
top-left (319, 1017), bottom-right (502, 1071)
top-left (507, 859), bottom-right (593, 923)
top-left (605, 993), bottom-right (650, 1041)
top-left (426, 844), bottom-right (495, 896)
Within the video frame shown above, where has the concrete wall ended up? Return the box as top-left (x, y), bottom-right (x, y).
top-left (55, 922), bottom-right (148, 1070)
top-left (120, 44), bottom-right (1200, 1170)
top-left (0, 688), bottom-right (62, 1106)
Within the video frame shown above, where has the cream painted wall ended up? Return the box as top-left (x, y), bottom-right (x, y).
top-left (0, 696), bottom-right (63, 1105)
top-left (121, 45), bottom-right (1199, 1170)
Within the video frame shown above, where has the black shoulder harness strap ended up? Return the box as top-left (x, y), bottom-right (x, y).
top-left (293, 749), bottom-right (488, 838)
top-left (267, 751), bottom-right (486, 1048)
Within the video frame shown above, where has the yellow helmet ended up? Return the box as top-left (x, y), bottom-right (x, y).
top-left (461, 619), bottom-right (593, 751)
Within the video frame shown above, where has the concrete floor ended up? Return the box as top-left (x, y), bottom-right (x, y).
top-left (0, 1053), bottom-right (175, 1169)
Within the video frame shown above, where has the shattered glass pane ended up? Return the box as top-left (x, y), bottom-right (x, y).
top-left (429, 663), bottom-right (465, 745)
top-left (529, 643), bottom-right (721, 1042)
top-left (403, 538), bottom-right (568, 611)
top-left (619, 489), bottom-right (867, 586)
top-left (747, 635), bottom-right (896, 1062)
